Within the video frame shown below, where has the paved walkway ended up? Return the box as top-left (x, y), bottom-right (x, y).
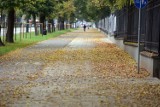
top-left (0, 28), bottom-right (160, 107)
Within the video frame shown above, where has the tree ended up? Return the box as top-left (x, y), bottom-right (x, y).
top-left (74, 0), bottom-right (88, 21)
top-left (73, 0), bottom-right (135, 23)
top-left (0, 24), bottom-right (4, 46)
top-left (38, 0), bottom-right (55, 33)
top-left (0, 6), bottom-right (5, 46)
top-left (22, 0), bottom-right (40, 35)
top-left (0, 0), bottom-right (29, 43)
top-left (23, 0), bottom-right (56, 34)
top-left (86, 0), bottom-right (111, 21)
top-left (114, 0), bottom-right (133, 9)
top-left (74, 0), bottom-right (111, 22)
top-left (54, 0), bottom-right (75, 30)
top-left (0, 0), bottom-right (134, 45)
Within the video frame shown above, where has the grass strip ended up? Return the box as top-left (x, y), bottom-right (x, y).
top-left (0, 29), bottom-right (75, 56)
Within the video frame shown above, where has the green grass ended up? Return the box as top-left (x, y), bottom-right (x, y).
top-left (0, 29), bottom-right (75, 56)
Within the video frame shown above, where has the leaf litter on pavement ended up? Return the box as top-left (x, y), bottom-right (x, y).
top-left (0, 29), bottom-right (159, 107)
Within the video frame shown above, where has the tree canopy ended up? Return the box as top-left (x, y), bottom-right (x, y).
top-left (0, 0), bottom-right (134, 45)
top-left (73, 0), bottom-right (134, 21)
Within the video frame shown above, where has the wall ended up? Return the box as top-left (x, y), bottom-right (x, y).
top-left (102, 32), bottom-right (154, 76)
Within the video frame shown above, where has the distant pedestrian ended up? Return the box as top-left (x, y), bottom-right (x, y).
top-left (83, 24), bottom-right (86, 32)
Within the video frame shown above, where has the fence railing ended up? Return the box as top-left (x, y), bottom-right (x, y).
top-left (98, 0), bottom-right (160, 54)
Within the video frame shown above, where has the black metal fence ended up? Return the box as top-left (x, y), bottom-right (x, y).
top-left (116, 5), bottom-right (146, 42)
top-left (145, 0), bottom-right (160, 54)
top-left (116, 0), bottom-right (160, 54)
top-left (126, 5), bottom-right (139, 42)
top-left (116, 6), bottom-right (128, 38)
top-left (98, 0), bottom-right (160, 54)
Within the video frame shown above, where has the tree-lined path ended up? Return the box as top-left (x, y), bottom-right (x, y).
top-left (0, 29), bottom-right (160, 107)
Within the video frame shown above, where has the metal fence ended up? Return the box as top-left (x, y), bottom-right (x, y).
top-left (116, 0), bottom-right (160, 54)
top-left (145, 0), bottom-right (160, 54)
top-left (97, 0), bottom-right (160, 54)
top-left (116, 5), bottom-right (146, 42)
top-left (115, 6), bottom-right (128, 38)
top-left (126, 5), bottom-right (139, 42)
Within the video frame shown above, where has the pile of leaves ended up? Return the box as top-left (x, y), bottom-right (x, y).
top-left (91, 43), bottom-right (150, 78)
top-left (41, 43), bottom-right (150, 78)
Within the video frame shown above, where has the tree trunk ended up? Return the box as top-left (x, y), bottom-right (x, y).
top-left (66, 20), bottom-right (68, 29)
top-left (58, 17), bottom-right (64, 30)
top-left (52, 20), bottom-right (55, 32)
top-left (70, 23), bottom-right (72, 28)
top-left (60, 20), bottom-right (64, 30)
top-left (33, 14), bottom-right (38, 36)
top-left (40, 14), bottom-right (45, 34)
top-left (0, 37), bottom-right (4, 46)
top-left (6, 8), bottom-right (15, 43)
top-left (48, 19), bottom-right (52, 33)
top-left (0, 10), bottom-right (4, 46)
top-left (26, 18), bottom-right (29, 33)
top-left (0, 25), bottom-right (4, 46)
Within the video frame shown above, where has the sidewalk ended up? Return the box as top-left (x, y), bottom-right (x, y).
top-left (0, 28), bottom-right (159, 107)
